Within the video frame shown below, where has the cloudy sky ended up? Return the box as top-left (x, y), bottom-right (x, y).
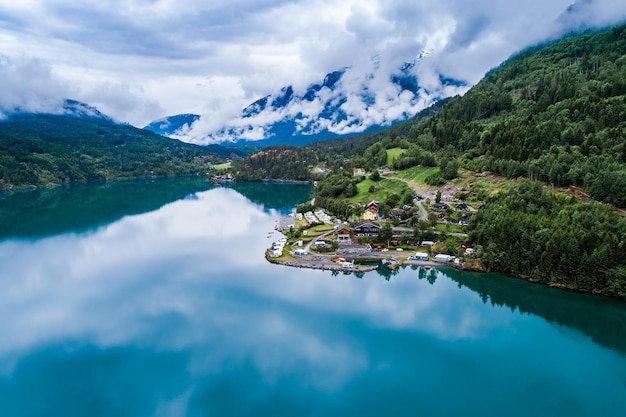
top-left (1, 0), bottom-right (626, 139)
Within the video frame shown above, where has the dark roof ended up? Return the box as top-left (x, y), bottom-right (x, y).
top-left (351, 221), bottom-right (382, 230)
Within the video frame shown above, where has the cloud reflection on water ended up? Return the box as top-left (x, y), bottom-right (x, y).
top-left (0, 188), bottom-right (620, 416)
top-left (0, 187), bottom-right (503, 370)
top-left (2, 185), bottom-right (624, 416)
top-left (0, 188), bottom-right (505, 380)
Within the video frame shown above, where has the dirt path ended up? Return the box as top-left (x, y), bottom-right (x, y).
top-left (394, 178), bottom-right (434, 221)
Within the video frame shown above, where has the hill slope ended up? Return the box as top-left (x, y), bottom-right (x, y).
top-left (0, 113), bottom-right (244, 189)
top-left (404, 23), bottom-right (626, 205)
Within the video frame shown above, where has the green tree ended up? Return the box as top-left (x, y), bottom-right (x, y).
top-left (379, 223), bottom-right (393, 244)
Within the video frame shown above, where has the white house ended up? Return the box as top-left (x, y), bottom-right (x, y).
top-left (434, 254), bottom-right (452, 264)
top-left (413, 252), bottom-right (429, 261)
top-left (269, 249), bottom-right (283, 258)
top-left (294, 249), bottom-right (308, 257)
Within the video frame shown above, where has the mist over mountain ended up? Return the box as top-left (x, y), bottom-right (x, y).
top-left (145, 57), bottom-right (467, 147)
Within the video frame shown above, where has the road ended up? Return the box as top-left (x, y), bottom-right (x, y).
top-left (395, 178), bottom-right (435, 221)
top-left (304, 229), bottom-right (335, 252)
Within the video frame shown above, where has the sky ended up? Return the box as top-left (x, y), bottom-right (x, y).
top-left (1, 0), bottom-right (626, 142)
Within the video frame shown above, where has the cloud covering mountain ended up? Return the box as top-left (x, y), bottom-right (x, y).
top-left (154, 57), bottom-right (468, 145)
top-left (1, 0), bottom-right (626, 143)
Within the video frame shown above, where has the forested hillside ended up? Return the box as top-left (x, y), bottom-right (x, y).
top-left (0, 114), bottom-right (245, 189)
top-left (234, 146), bottom-right (318, 181)
top-left (404, 24), bottom-right (626, 205)
top-left (467, 180), bottom-right (626, 299)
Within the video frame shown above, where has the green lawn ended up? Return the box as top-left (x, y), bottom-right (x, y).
top-left (348, 177), bottom-right (411, 205)
top-left (386, 148), bottom-right (406, 167)
top-left (435, 223), bottom-right (466, 233)
top-left (212, 162), bottom-right (232, 170)
top-left (392, 166), bottom-right (439, 185)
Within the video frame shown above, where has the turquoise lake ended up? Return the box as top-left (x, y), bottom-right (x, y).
top-left (1, 178), bottom-right (626, 416)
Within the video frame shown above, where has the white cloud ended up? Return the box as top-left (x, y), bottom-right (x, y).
top-left (0, 0), bottom-right (625, 135)
top-left (0, 55), bottom-right (72, 117)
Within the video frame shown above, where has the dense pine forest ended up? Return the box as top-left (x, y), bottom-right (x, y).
top-left (233, 146), bottom-right (318, 181)
top-left (0, 114), bottom-right (245, 189)
top-left (388, 24), bottom-right (626, 298)
top-left (404, 24), bottom-right (626, 205)
top-left (467, 180), bottom-right (626, 299)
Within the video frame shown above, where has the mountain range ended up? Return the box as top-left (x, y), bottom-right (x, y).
top-left (0, 101), bottom-right (246, 189)
top-left (144, 59), bottom-right (467, 147)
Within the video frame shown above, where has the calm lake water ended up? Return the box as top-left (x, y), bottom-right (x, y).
top-left (1, 178), bottom-right (626, 417)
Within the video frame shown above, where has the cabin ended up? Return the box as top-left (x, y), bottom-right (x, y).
top-left (411, 252), bottom-right (429, 261)
top-left (435, 254), bottom-right (452, 264)
top-left (269, 249), bottom-right (283, 258)
top-left (353, 168), bottom-right (366, 176)
top-left (456, 202), bottom-right (471, 212)
top-left (459, 216), bottom-right (470, 225)
top-left (366, 200), bottom-right (380, 210)
top-left (335, 225), bottom-right (352, 244)
top-left (293, 249), bottom-right (308, 257)
top-left (433, 203), bottom-right (449, 211)
top-left (351, 221), bottom-right (383, 237)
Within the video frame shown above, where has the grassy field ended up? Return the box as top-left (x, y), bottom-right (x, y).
top-left (386, 148), bottom-right (406, 167)
top-left (212, 162), bottom-right (232, 170)
top-left (435, 223), bottom-right (466, 233)
top-left (346, 177), bottom-right (412, 206)
top-left (392, 166), bottom-right (439, 185)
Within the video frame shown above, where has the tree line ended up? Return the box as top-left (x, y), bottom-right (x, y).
top-left (0, 114), bottom-right (243, 188)
top-left (467, 180), bottom-right (626, 300)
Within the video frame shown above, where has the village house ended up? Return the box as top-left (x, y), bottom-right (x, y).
top-left (353, 168), bottom-right (366, 176)
top-left (335, 224), bottom-right (352, 244)
top-left (435, 254), bottom-right (452, 264)
top-left (363, 208), bottom-right (378, 221)
top-left (367, 200), bottom-right (379, 210)
top-left (410, 252), bottom-right (429, 261)
top-left (351, 221), bottom-right (383, 237)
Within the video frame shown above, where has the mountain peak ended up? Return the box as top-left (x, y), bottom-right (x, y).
top-left (146, 59), bottom-right (468, 146)
top-left (60, 99), bottom-right (113, 121)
